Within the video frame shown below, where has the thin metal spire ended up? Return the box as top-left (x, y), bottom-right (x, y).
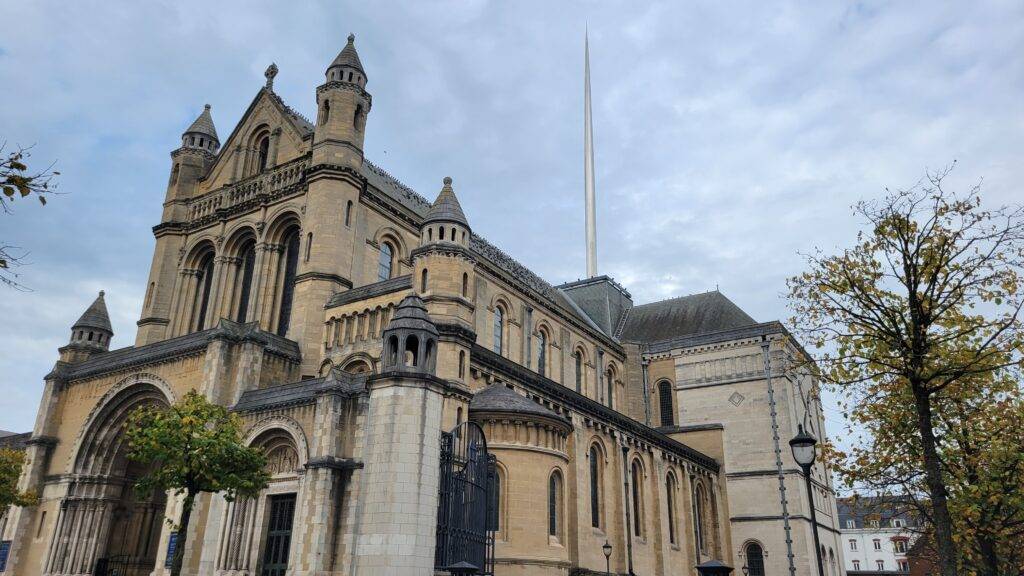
top-left (584, 28), bottom-right (598, 278)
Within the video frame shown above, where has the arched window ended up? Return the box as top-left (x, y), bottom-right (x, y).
top-left (353, 104), bottom-right (362, 128)
top-left (439, 226), bottom-right (445, 241)
top-left (493, 306), bottom-right (504, 354)
top-left (492, 468), bottom-right (502, 531)
top-left (666, 474), bottom-right (678, 545)
top-left (694, 483), bottom-right (707, 554)
top-left (589, 445), bottom-right (601, 528)
top-left (631, 460), bottom-right (643, 537)
top-left (378, 242), bottom-right (394, 281)
top-left (536, 330), bottom-right (547, 377)
top-left (575, 351), bottom-right (583, 393)
top-left (658, 381), bottom-right (675, 426)
top-left (345, 200), bottom-right (353, 227)
top-left (276, 229), bottom-right (300, 336)
top-left (746, 543), bottom-right (765, 576)
top-left (420, 268), bottom-right (428, 293)
top-left (404, 335), bottom-right (420, 367)
top-left (256, 134), bottom-right (270, 173)
top-left (606, 367), bottom-right (615, 409)
top-left (548, 471), bottom-right (562, 539)
top-left (305, 232), bottom-right (313, 262)
top-left (236, 241), bottom-right (256, 322)
top-left (462, 273), bottom-right (469, 297)
top-left (458, 350), bottom-right (466, 379)
top-left (192, 252), bottom-right (215, 332)
top-left (169, 164), bottom-right (180, 185)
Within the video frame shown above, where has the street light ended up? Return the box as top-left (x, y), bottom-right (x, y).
top-left (742, 564), bottom-right (749, 576)
top-left (789, 424), bottom-right (825, 576)
top-left (602, 540), bottom-right (612, 576)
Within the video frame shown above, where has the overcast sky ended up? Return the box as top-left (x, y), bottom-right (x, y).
top-left (1, 1), bottom-right (1021, 444)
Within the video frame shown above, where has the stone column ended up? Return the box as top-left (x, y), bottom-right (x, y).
top-left (348, 374), bottom-right (447, 575)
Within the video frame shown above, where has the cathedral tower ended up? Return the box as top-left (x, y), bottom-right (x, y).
top-left (412, 177), bottom-right (476, 384)
top-left (136, 105), bottom-right (220, 345)
top-left (287, 35), bottom-right (373, 375)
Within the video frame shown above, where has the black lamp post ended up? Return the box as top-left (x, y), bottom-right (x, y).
top-left (742, 564), bottom-right (749, 576)
top-left (602, 540), bottom-right (612, 576)
top-left (790, 424), bottom-right (825, 576)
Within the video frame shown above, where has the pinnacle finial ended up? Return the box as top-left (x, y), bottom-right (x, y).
top-left (99, 290), bottom-right (105, 297)
top-left (265, 63), bottom-right (279, 90)
top-left (443, 176), bottom-right (453, 188)
top-left (348, 33), bottom-right (356, 43)
top-left (204, 104), bottom-right (211, 110)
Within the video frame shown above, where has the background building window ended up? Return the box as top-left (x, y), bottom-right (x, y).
top-left (853, 560), bottom-right (861, 570)
top-left (877, 560), bottom-right (885, 571)
top-left (873, 538), bottom-right (881, 550)
top-left (849, 539), bottom-right (857, 551)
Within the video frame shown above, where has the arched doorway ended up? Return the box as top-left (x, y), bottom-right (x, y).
top-left (44, 382), bottom-right (171, 576)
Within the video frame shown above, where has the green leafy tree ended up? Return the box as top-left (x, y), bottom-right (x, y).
top-left (0, 448), bottom-right (38, 511)
top-left (1, 142), bottom-right (59, 289)
top-left (787, 166), bottom-right (1024, 576)
top-left (124, 390), bottom-right (269, 576)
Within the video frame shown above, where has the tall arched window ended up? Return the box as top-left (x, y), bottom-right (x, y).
top-left (256, 134), bottom-right (270, 173)
top-left (548, 471), bottom-right (562, 539)
top-left (575, 351), bottom-right (583, 393)
top-left (658, 380), bottom-right (675, 426)
top-left (589, 445), bottom-right (601, 528)
top-left (378, 242), bottom-right (394, 281)
top-left (458, 350), bottom-right (466, 379)
top-left (746, 543), bottom-right (765, 576)
top-left (631, 460), bottom-right (643, 537)
top-left (606, 367), bottom-right (615, 409)
top-left (536, 330), bottom-right (547, 377)
top-left (666, 474), bottom-right (678, 545)
top-left (490, 468), bottom-right (502, 532)
top-left (694, 483), bottom-right (707, 554)
top-left (236, 241), bottom-right (256, 322)
top-left (276, 229), bottom-right (300, 336)
top-left (420, 268), bottom-right (428, 293)
top-left (462, 273), bottom-right (469, 297)
top-left (493, 307), bottom-right (504, 354)
top-left (345, 200), bottom-right (353, 227)
top-left (320, 99), bottom-right (330, 125)
top-left (192, 252), bottom-right (215, 332)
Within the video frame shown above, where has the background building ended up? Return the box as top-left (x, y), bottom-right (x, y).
top-left (838, 497), bottom-right (919, 575)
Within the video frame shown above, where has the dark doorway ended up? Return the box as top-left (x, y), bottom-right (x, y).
top-left (261, 494), bottom-right (296, 576)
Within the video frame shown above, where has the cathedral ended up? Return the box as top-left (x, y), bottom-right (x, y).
top-left (0, 35), bottom-right (845, 576)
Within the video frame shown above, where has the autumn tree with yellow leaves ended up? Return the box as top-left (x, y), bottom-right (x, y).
top-left (787, 165), bottom-right (1024, 576)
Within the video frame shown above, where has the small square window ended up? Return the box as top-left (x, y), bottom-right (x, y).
top-left (873, 538), bottom-right (882, 550)
top-left (877, 560), bottom-right (885, 571)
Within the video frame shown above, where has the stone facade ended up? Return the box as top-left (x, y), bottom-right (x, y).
top-left (1, 35), bottom-right (841, 576)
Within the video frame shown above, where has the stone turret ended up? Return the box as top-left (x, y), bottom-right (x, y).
top-left (420, 176), bottom-right (471, 247)
top-left (313, 33), bottom-right (371, 168)
top-left (60, 291), bottom-right (113, 363)
top-left (180, 104), bottom-right (220, 154)
top-left (381, 294), bottom-right (438, 374)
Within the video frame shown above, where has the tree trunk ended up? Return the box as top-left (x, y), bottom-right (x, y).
top-left (170, 490), bottom-right (195, 576)
top-left (913, 389), bottom-right (958, 576)
top-left (975, 533), bottom-right (1000, 576)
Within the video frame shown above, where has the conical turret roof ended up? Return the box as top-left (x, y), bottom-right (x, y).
top-left (184, 104), bottom-right (218, 141)
top-left (469, 384), bottom-right (570, 426)
top-left (328, 34), bottom-right (366, 76)
top-left (384, 294), bottom-right (438, 335)
top-left (424, 177), bottom-right (469, 228)
top-left (73, 291), bottom-right (112, 333)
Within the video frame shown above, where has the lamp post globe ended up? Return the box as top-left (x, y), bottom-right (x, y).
top-left (742, 564), bottom-right (750, 576)
top-left (790, 424), bottom-right (825, 576)
top-left (602, 540), bottom-right (612, 575)
top-left (789, 424), bottom-right (817, 468)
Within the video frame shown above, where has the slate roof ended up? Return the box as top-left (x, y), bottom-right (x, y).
top-left (385, 295), bottom-right (438, 335)
top-left (185, 104), bottom-right (219, 141)
top-left (424, 177), bottom-right (469, 228)
top-left (234, 369), bottom-right (367, 413)
top-left (469, 383), bottom-right (568, 424)
top-left (328, 34), bottom-right (366, 76)
top-left (619, 290), bottom-right (756, 344)
top-left (73, 291), bottom-right (113, 333)
top-left (837, 496), bottom-right (919, 530)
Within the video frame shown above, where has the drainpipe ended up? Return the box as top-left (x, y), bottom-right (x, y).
top-left (762, 339), bottom-right (797, 576)
top-left (621, 444), bottom-right (635, 575)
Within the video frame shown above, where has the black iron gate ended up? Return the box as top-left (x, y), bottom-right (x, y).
top-left (261, 493), bottom-right (296, 576)
top-left (435, 421), bottom-right (496, 575)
